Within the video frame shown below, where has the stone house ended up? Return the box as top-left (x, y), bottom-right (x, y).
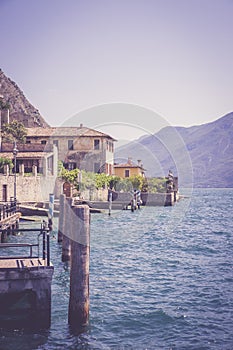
top-left (0, 123), bottom-right (115, 202)
top-left (25, 125), bottom-right (116, 175)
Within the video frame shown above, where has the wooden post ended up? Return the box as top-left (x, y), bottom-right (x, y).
top-left (62, 198), bottom-right (72, 262)
top-left (48, 193), bottom-right (54, 232)
top-left (58, 194), bottom-right (65, 243)
top-left (1, 230), bottom-right (7, 243)
top-left (68, 205), bottom-right (90, 330)
top-left (108, 191), bottom-right (112, 216)
top-left (165, 192), bottom-right (174, 206)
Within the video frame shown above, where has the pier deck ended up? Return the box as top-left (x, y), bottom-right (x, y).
top-left (0, 257), bottom-right (47, 269)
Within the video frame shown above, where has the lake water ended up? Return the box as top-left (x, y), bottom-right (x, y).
top-left (0, 189), bottom-right (233, 349)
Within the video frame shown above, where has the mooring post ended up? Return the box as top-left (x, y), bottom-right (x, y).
top-left (48, 193), bottom-right (54, 232)
top-left (62, 198), bottom-right (72, 262)
top-left (68, 205), bottom-right (90, 330)
top-left (108, 191), bottom-right (112, 216)
top-left (42, 220), bottom-right (46, 261)
top-left (1, 230), bottom-right (7, 243)
top-left (58, 194), bottom-right (65, 243)
top-left (47, 231), bottom-right (50, 266)
top-left (165, 192), bottom-right (174, 206)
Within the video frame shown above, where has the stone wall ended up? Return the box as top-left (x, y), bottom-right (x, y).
top-left (0, 266), bottom-right (54, 328)
top-left (0, 174), bottom-right (56, 202)
top-left (111, 191), bottom-right (175, 206)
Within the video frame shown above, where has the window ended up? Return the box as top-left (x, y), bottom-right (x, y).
top-left (68, 163), bottom-right (76, 170)
top-left (125, 169), bottom-right (130, 177)
top-left (94, 162), bottom-right (101, 173)
top-left (94, 139), bottom-right (100, 150)
top-left (41, 140), bottom-right (47, 145)
top-left (68, 140), bottom-right (74, 150)
top-left (53, 140), bottom-right (59, 148)
top-left (108, 141), bottom-right (113, 152)
top-left (26, 138), bottom-right (31, 144)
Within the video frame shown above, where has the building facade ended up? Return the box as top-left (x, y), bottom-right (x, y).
top-left (25, 125), bottom-right (116, 175)
top-left (114, 158), bottom-right (146, 178)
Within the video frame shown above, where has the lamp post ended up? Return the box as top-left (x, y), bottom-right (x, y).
top-left (13, 141), bottom-right (18, 202)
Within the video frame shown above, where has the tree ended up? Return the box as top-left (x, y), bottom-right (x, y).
top-left (108, 175), bottom-right (121, 190)
top-left (2, 120), bottom-right (27, 144)
top-left (146, 177), bottom-right (167, 193)
top-left (0, 98), bottom-right (10, 111)
top-left (60, 168), bottom-right (80, 190)
top-left (95, 173), bottom-right (106, 189)
top-left (129, 175), bottom-right (143, 190)
top-left (0, 157), bottom-right (13, 173)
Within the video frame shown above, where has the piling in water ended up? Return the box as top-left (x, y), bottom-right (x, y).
top-left (68, 205), bottom-right (90, 330)
top-left (1, 230), bottom-right (7, 243)
top-left (58, 194), bottom-right (65, 243)
top-left (48, 193), bottom-right (54, 232)
top-left (62, 198), bottom-right (72, 262)
top-left (108, 191), bottom-right (112, 216)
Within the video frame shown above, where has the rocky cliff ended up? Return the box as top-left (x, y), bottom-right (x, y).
top-left (0, 69), bottom-right (49, 127)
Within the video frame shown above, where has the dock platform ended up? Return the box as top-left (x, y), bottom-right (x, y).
top-left (0, 225), bottom-right (54, 329)
top-left (0, 257), bottom-right (47, 269)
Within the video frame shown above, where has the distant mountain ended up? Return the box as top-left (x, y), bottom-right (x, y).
top-left (0, 69), bottom-right (49, 127)
top-left (115, 113), bottom-right (233, 188)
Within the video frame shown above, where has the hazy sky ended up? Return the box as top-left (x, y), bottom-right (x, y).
top-left (0, 0), bottom-right (233, 141)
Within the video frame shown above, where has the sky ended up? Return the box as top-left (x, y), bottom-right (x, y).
top-left (0, 0), bottom-right (233, 142)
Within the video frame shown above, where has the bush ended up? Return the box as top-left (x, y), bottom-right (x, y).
top-left (59, 165), bottom-right (167, 194)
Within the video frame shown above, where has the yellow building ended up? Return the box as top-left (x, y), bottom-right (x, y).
top-left (114, 158), bottom-right (145, 178)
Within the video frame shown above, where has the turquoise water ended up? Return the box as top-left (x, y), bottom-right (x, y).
top-left (0, 189), bottom-right (233, 349)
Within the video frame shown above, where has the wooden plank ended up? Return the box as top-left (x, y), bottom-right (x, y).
top-left (0, 213), bottom-right (21, 230)
top-left (0, 258), bottom-right (46, 269)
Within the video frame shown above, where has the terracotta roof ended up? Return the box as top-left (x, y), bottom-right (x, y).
top-left (114, 162), bottom-right (145, 169)
top-left (26, 126), bottom-right (116, 140)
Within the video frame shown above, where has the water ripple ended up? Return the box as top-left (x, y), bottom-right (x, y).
top-left (0, 189), bottom-right (233, 349)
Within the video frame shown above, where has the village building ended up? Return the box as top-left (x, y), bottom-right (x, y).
top-left (0, 124), bottom-right (116, 176)
top-left (0, 122), bottom-right (116, 202)
top-left (114, 158), bottom-right (146, 178)
top-left (0, 142), bottom-right (57, 176)
top-left (24, 125), bottom-right (116, 175)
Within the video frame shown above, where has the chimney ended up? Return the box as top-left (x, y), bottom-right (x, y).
top-left (137, 159), bottom-right (142, 167)
top-left (128, 157), bottom-right (132, 165)
top-left (80, 123), bottom-right (83, 128)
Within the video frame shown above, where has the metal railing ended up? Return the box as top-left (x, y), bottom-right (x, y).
top-left (0, 222), bottom-right (51, 266)
top-left (0, 199), bottom-right (18, 221)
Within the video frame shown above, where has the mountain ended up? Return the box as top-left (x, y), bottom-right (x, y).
top-left (0, 69), bottom-right (49, 127)
top-left (115, 113), bottom-right (233, 188)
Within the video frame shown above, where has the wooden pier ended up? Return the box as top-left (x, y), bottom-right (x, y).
top-left (0, 257), bottom-right (47, 269)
